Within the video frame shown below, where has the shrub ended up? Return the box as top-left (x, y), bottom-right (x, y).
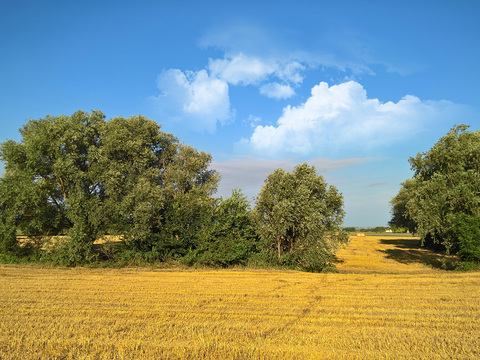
top-left (450, 214), bottom-right (480, 262)
top-left (455, 261), bottom-right (480, 271)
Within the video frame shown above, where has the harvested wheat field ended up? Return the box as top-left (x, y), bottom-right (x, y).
top-left (335, 235), bottom-right (461, 273)
top-left (1, 236), bottom-right (480, 359)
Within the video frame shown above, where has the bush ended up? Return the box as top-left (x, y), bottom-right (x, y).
top-left (455, 261), bottom-right (480, 272)
top-left (0, 252), bottom-right (20, 264)
top-left (450, 214), bottom-right (480, 262)
top-left (185, 233), bottom-right (256, 268)
top-left (47, 232), bottom-right (97, 267)
top-left (181, 190), bottom-right (258, 268)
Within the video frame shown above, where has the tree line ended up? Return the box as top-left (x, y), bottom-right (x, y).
top-left (1, 111), bottom-right (479, 271)
top-left (0, 110), bottom-right (347, 271)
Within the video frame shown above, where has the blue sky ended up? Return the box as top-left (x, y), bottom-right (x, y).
top-left (1, 0), bottom-right (479, 226)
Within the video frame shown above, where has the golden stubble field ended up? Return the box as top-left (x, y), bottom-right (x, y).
top-left (1, 236), bottom-right (479, 359)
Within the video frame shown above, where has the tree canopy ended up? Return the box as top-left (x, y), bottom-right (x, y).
top-left (253, 163), bottom-right (347, 271)
top-left (0, 110), bottom-right (218, 264)
top-left (390, 125), bottom-right (480, 258)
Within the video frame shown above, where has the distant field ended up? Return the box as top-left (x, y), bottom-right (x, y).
top-left (16, 234), bottom-right (125, 248)
top-left (335, 235), bottom-right (460, 273)
top-left (1, 236), bottom-right (479, 359)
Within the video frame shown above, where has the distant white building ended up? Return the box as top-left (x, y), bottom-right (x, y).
top-left (385, 229), bottom-right (393, 233)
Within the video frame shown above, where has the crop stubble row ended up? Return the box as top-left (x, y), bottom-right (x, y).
top-left (1, 264), bottom-right (479, 359)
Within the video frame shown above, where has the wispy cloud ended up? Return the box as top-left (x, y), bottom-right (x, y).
top-left (212, 156), bottom-right (366, 200)
top-left (208, 54), bottom-right (276, 86)
top-left (207, 53), bottom-right (305, 88)
top-left (245, 115), bottom-right (261, 128)
top-left (259, 82), bottom-right (295, 99)
top-left (198, 22), bottom-right (281, 57)
top-left (365, 181), bottom-right (389, 187)
top-left (198, 22), bottom-right (409, 78)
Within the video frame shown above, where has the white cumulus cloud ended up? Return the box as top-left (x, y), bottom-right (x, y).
top-left (149, 69), bottom-right (232, 133)
top-left (259, 82), bottom-right (295, 99)
top-left (245, 81), bottom-right (470, 156)
top-left (149, 53), bottom-right (307, 132)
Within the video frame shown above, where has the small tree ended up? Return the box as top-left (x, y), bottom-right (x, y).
top-left (253, 163), bottom-right (347, 271)
top-left (154, 144), bottom-right (219, 258)
top-left (185, 189), bottom-right (257, 267)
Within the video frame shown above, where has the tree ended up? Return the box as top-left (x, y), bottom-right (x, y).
top-left (0, 110), bottom-right (107, 263)
top-left (391, 125), bottom-right (480, 254)
top-left (0, 110), bottom-right (219, 264)
top-left (96, 114), bottom-right (178, 255)
top-left (253, 163), bottom-right (347, 271)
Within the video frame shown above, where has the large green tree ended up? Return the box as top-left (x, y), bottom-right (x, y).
top-left (253, 163), bottom-right (347, 271)
top-left (391, 125), bottom-right (480, 255)
top-left (0, 110), bottom-right (218, 264)
top-left (0, 110), bottom-right (107, 262)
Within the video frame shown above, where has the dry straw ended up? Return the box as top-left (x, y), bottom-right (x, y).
top-left (1, 235), bottom-right (479, 359)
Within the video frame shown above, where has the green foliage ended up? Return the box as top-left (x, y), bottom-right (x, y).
top-left (0, 252), bottom-right (21, 264)
top-left (455, 261), bottom-right (480, 271)
top-left (388, 225), bottom-right (409, 233)
top-left (154, 144), bottom-right (219, 257)
top-left (0, 110), bottom-right (106, 258)
top-left (98, 115), bottom-right (177, 246)
top-left (0, 179), bottom-right (17, 254)
top-left (253, 163), bottom-right (348, 272)
top-left (183, 189), bottom-right (257, 267)
top-left (391, 125), bottom-right (480, 259)
top-left (0, 110), bottom-right (219, 266)
top-left (370, 226), bottom-right (387, 233)
top-left (449, 214), bottom-right (480, 262)
top-left (1, 110), bottom-right (352, 272)
top-left (389, 179), bottom-right (417, 234)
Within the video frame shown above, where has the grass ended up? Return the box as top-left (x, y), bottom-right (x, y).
top-left (1, 235), bottom-right (479, 359)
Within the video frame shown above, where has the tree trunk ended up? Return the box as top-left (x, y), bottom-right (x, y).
top-left (277, 237), bottom-right (281, 260)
